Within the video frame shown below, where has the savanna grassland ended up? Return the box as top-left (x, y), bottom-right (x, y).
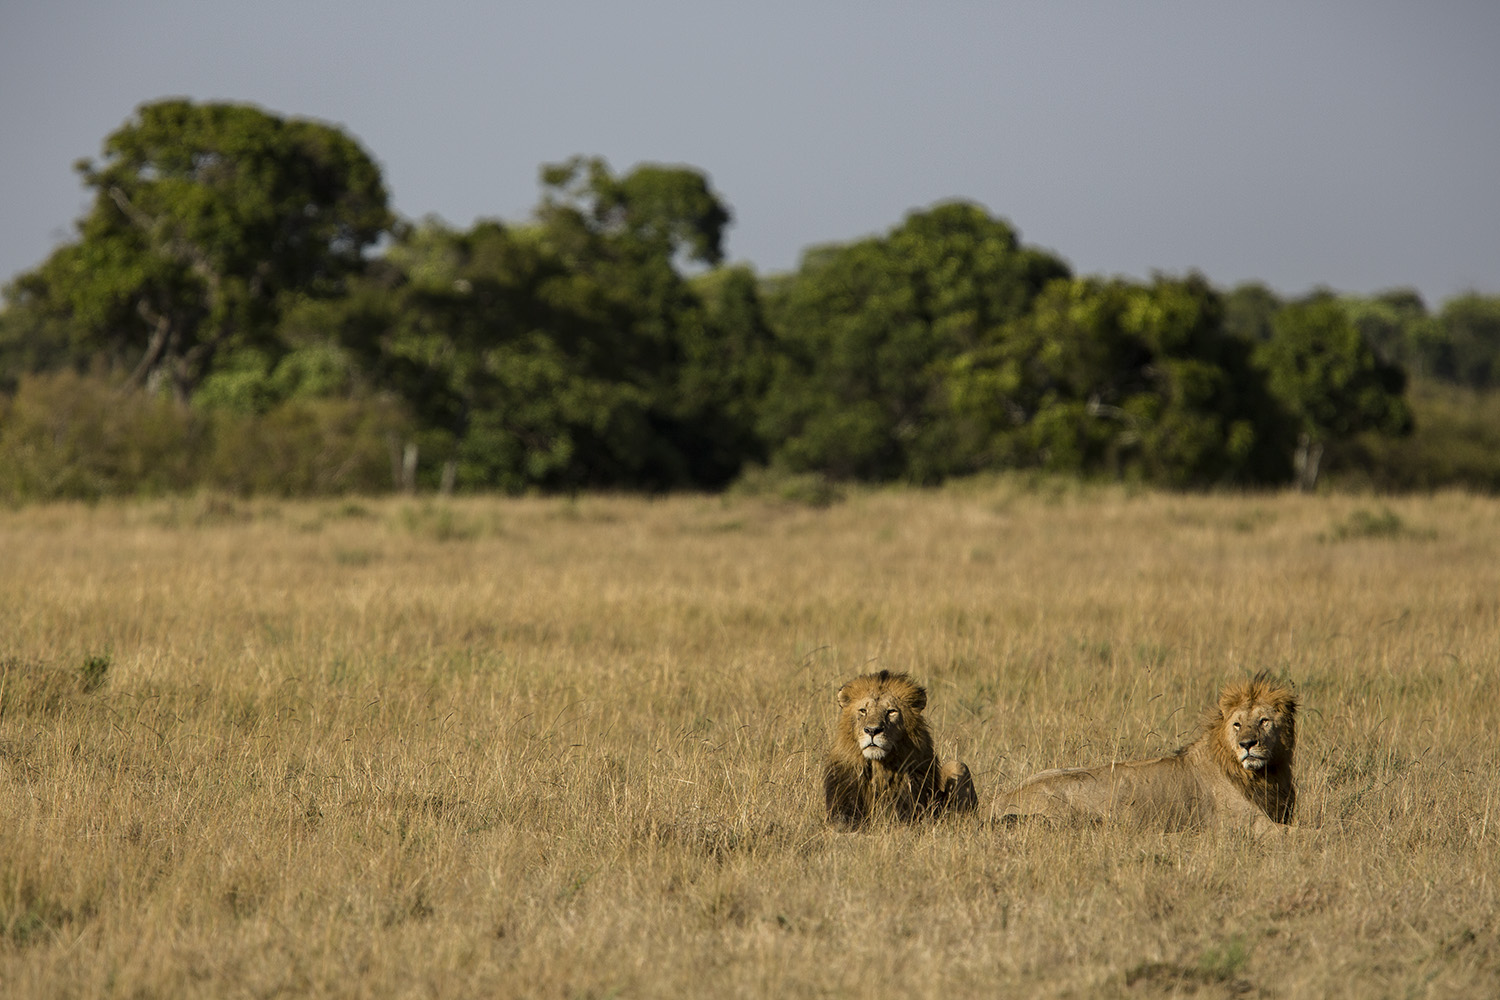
top-left (1, 482), bottom-right (1497, 998)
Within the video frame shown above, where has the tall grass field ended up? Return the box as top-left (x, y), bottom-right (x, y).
top-left (2, 482), bottom-right (1496, 997)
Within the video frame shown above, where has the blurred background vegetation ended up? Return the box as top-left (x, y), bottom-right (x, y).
top-left (3, 99), bottom-right (1498, 503)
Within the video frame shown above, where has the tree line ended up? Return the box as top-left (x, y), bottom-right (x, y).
top-left (2, 99), bottom-right (1497, 501)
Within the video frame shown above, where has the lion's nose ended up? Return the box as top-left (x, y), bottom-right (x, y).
top-left (1238, 736), bottom-right (1258, 750)
top-left (864, 725), bottom-right (883, 736)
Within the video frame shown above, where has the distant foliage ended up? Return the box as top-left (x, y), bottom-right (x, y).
top-left (3, 100), bottom-right (1499, 499)
top-left (0, 99), bottom-right (392, 402)
top-left (1341, 379), bottom-right (1500, 492)
top-left (328, 156), bottom-right (754, 493)
top-left (0, 371), bottom-right (406, 504)
top-left (1254, 296), bottom-right (1412, 488)
top-left (948, 274), bottom-right (1293, 486)
top-left (0, 370), bottom-right (202, 501)
top-left (201, 394), bottom-right (408, 497)
top-left (1433, 294), bottom-right (1500, 389)
top-left (759, 202), bottom-right (1069, 482)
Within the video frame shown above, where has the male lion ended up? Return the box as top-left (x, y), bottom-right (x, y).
top-left (995, 675), bottom-right (1297, 835)
top-left (823, 670), bottom-right (978, 827)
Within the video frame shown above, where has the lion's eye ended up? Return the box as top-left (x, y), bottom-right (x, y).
top-left (857, 707), bottom-right (866, 717)
top-left (886, 709), bottom-right (899, 721)
top-left (1232, 722), bottom-right (1241, 730)
top-left (1259, 718), bottom-right (1270, 727)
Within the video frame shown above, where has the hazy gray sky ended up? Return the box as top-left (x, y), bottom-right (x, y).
top-left (3, 2), bottom-right (1497, 307)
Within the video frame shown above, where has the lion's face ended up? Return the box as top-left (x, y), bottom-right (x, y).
top-left (1222, 699), bottom-right (1291, 772)
top-left (835, 671), bottom-right (928, 764)
top-left (848, 695), bottom-right (911, 761)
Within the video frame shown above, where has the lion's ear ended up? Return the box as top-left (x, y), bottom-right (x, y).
top-left (837, 684), bottom-right (851, 709)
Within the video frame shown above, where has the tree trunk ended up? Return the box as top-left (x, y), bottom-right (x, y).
top-left (401, 442), bottom-right (419, 493)
top-left (1293, 433), bottom-right (1324, 492)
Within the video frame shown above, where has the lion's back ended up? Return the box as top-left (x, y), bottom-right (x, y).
top-left (997, 755), bottom-right (1206, 827)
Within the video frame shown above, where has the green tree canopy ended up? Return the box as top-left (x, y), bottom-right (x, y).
top-left (1433, 293), bottom-right (1500, 389)
top-left (0, 106), bottom-right (1462, 499)
top-left (1340, 288), bottom-right (1434, 377)
top-left (759, 201), bottom-right (1070, 481)
top-left (2, 99), bottom-right (392, 400)
top-left (331, 217), bottom-right (652, 492)
top-left (1222, 282), bottom-right (1282, 344)
top-left (538, 155), bottom-right (731, 268)
top-left (947, 274), bottom-right (1294, 485)
top-left (1255, 297), bottom-right (1412, 487)
top-left (328, 158), bottom-right (754, 492)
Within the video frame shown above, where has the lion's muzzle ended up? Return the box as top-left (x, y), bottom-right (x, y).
top-left (1237, 737), bottom-right (1268, 770)
top-left (860, 725), bottom-right (891, 760)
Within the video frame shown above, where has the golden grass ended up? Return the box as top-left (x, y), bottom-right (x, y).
top-left (1, 482), bottom-right (1496, 998)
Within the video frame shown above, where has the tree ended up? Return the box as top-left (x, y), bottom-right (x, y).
top-left (538, 156), bottom-right (731, 268)
top-left (531, 157), bottom-right (750, 486)
top-left (759, 202), bottom-right (1069, 481)
top-left (3, 99), bottom-right (392, 400)
top-left (0, 269), bottom-right (80, 391)
top-left (1222, 282), bottom-right (1282, 343)
top-left (332, 156), bottom-right (754, 493)
top-left (1341, 288), bottom-right (1434, 377)
top-left (686, 265), bottom-right (778, 472)
top-left (947, 274), bottom-right (1294, 485)
top-left (1255, 297), bottom-right (1412, 489)
top-left (332, 218), bottom-right (649, 492)
top-left (1433, 293), bottom-right (1500, 389)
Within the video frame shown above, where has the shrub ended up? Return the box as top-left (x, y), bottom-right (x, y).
top-left (203, 395), bottom-right (410, 496)
top-left (0, 372), bottom-right (410, 503)
top-left (0, 371), bottom-right (202, 503)
top-left (1338, 379), bottom-right (1500, 492)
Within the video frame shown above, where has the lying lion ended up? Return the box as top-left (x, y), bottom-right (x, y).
top-left (994, 675), bottom-right (1297, 835)
top-left (823, 670), bottom-right (978, 826)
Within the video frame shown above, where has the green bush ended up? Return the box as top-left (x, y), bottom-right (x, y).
top-left (1339, 380), bottom-right (1500, 492)
top-left (0, 372), bottom-right (410, 503)
top-left (0, 370), bottom-right (202, 503)
top-left (203, 395), bottom-right (409, 497)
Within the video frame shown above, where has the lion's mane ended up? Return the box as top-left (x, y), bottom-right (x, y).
top-left (823, 669), bottom-right (978, 826)
top-left (995, 675), bottom-right (1297, 833)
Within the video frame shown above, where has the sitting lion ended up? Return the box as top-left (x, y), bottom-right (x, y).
top-left (994, 675), bottom-right (1297, 834)
top-left (823, 670), bottom-right (978, 826)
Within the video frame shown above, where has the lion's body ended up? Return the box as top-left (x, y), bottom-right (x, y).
top-left (823, 670), bottom-right (978, 826)
top-left (995, 676), bottom-right (1297, 834)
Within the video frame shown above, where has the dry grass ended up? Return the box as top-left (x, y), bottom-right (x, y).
top-left (1, 481), bottom-right (1496, 998)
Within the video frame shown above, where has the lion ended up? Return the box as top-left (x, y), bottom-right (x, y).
top-left (994, 675), bottom-right (1297, 835)
top-left (823, 670), bottom-right (978, 827)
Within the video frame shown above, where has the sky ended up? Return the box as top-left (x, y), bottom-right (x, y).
top-left (3, 2), bottom-right (1498, 308)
